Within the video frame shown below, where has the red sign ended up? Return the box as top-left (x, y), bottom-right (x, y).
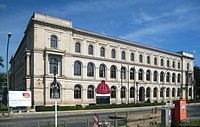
top-left (96, 80), bottom-right (110, 94)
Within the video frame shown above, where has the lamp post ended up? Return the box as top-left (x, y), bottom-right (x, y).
top-left (53, 66), bottom-right (58, 127)
top-left (6, 32), bottom-right (12, 115)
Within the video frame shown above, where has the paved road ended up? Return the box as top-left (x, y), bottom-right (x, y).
top-left (0, 104), bottom-right (199, 127)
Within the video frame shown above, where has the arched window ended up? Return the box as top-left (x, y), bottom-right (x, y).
top-left (74, 85), bottom-right (81, 99)
top-left (130, 87), bottom-right (135, 98)
top-left (161, 59), bottom-right (164, 66)
top-left (88, 45), bottom-right (93, 55)
top-left (187, 63), bottom-right (190, 70)
top-left (166, 72), bottom-right (170, 82)
top-left (167, 60), bottom-right (170, 67)
top-left (121, 66), bottom-right (126, 79)
top-left (110, 65), bottom-right (117, 79)
top-left (50, 83), bottom-right (61, 98)
top-left (154, 57), bottom-right (157, 65)
top-left (75, 42), bottom-right (81, 53)
top-left (153, 87), bottom-right (157, 97)
top-left (160, 87), bottom-right (164, 97)
top-left (153, 71), bottom-right (158, 82)
top-left (74, 61), bottom-right (82, 76)
top-left (121, 86), bottom-right (126, 98)
top-left (87, 62), bottom-right (94, 77)
top-left (131, 53), bottom-right (134, 61)
top-left (172, 73), bottom-right (176, 83)
top-left (147, 56), bottom-right (150, 64)
top-left (121, 51), bottom-right (126, 60)
top-left (177, 88), bottom-right (181, 97)
top-left (139, 54), bottom-right (143, 63)
top-left (146, 87), bottom-right (150, 98)
top-left (100, 47), bottom-right (105, 57)
top-left (138, 69), bottom-right (143, 80)
top-left (50, 58), bottom-right (58, 74)
top-left (177, 74), bottom-right (181, 83)
top-left (178, 62), bottom-right (180, 69)
top-left (130, 68), bottom-right (135, 80)
top-left (189, 88), bottom-right (192, 96)
top-left (50, 35), bottom-right (58, 48)
top-left (166, 88), bottom-right (170, 97)
top-left (111, 49), bottom-right (116, 58)
top-left (111, 86), bottom-right (116, 98)
top-left (172, 88), bottom-right (175, 97)
top-left (160, 71), bottom-right (164, 82)
top-left (146, 70), bottom-right (151, 81)
top-left (99, 64), bottom-right (106, 78)
top-left (172, 61), bottom-right (175, 68)
top-left (87, 85), bottom-right (94, 99)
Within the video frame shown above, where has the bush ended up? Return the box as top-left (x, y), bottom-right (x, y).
top-left (36, 105), bottom-right (83, 112)
top-left (187, 99), bottom-right (200, 103)
top-left (0, 103), bottom-right (7, 111)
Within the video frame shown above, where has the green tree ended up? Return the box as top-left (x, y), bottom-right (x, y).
top-left (0, 56), bottom-right (3, 68)
top-left (0, 56), bottom-right (6, 82)
top-left (194, 65), bottom-right (200, 99)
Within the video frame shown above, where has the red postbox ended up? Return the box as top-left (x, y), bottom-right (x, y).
top-left (175, 99), bottom-right (187, 122)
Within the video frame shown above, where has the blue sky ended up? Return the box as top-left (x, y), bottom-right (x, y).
top-left (0, 0), bottom-right (200, 72)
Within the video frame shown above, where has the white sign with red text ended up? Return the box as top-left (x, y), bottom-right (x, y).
top-left (9, 91), bottom-right (32, 107)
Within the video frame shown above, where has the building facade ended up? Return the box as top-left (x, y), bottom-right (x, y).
top-left (10, 13), bottom-right (194, 107)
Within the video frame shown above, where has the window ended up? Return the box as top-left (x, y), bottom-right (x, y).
top-left (87, 85), bottom-right (94, 99)
top-left (153, 88), bottom-right (157, 97)
top-left (166, 88), bottom-right (170, 97)
top-left (178, 62), bottom-right (180, 69)
top-left (177, 74), bottom-right (181, 83)
top-left (50, 83), bottom-right (61, 98)
top-left (139, 54), bottom-right (143, 63)
top-left (130, 53), bottom-right (134, 61)
top-left (87, 62), bottom-right (94, 77)
top-left (50, 35), bottom-right (58, 48)
top-left (154, 57), bottom-right (157, 65)
top-left (177, 88), bottom-right (181, 97)
top-left (110, 65), bottom-right (117, 79)
top-left (121, 86), bottom-right (126, 98)
top-left (172, 73), bottom-right (176, 83)
top-left (111, 49), bottom-right (116, 58)
top-left (146, 70), bottom-right (151, 81)
top-left (88, 45), bottom-right (93, 55)
top-left (172, 88), bottom-right (175, 97)
top-left (111, 86), bottom-right (116, 98)
top-left (130, 68), bottom-right (135, 80)
top-left (75, 42), bottom-right (81, 53)
top-left (146, 87), bottom-right (150, 98)
top-left (160, 71), bottom-right (164, 82)
top-left (74, 61), bottom-right (82, 76)
top-left (121, 67), bottom-right (126, 79)
top-left (50, 58), bottom-right (58, 74)
top-left (172, 61), bottom-right (175, 68)
top-left (187, 63), bottom-right (190, 70)
top-left (138, 69), bottom-right (143, 80)
top-left (121, 51), bottom-right (126, 60)
top-left (74, 85), bottom-right (81, 99)
top-left (130, 87), bottom-right (135, 98)
top-left (189, 88), bottom-right (192, 96)
top-left (100, 47), bottom-right (105, 57)
top-left (99, 64), bottom-right (106, 78)
top-left (153, 71), bottom-right (158, 82)
top-left (161, 59), bottom-right (164, 66)
top-left (147, 56), bottom-right (150, 64)
top-left (166, 72), bottom-right (170, 82)
top-left (160, 88), bottom-right (164, 97)
top-left (167, 60), bottom-right (170, 67)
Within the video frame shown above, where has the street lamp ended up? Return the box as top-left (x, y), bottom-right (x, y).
top-left (53, 66), bottom-right (59, 127)
top-left (6, 32), bottom-right (12, 115)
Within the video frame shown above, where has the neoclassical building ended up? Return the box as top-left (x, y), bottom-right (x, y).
top-left (9, 13), bottom-right (194, 107)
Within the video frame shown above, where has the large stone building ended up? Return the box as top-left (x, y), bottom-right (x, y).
top-left (9, 13), bottom-right (194, 107)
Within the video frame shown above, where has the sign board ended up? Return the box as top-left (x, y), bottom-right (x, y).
top-left (9, 91), bottom-right (32, 107)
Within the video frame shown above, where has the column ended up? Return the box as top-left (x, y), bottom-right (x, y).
top-left (150, 88), bottom-right (153, 102)
top-left (45, 52), bottom-right (48, 75)
top-left (169, 89), bottom-right (172, 102)
top-left (62, 55), bottom-right (65, 77)
top-left (117, 87), bottom-right (121, 104)
top-left (163, 89), bottom-right (166, 102)
top-left (26, 53), bottom-right (30, 76)
top-left (157, 89), bottom-right (160, 102)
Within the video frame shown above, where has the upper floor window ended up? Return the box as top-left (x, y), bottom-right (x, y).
top-left (147, 56), bottom-right (150, 64)
top-left (138, 69), bottom-right (143, 80)
top-left (100, 47), bottom-right (105, 57)
top-left (130, 68), bottom-right (135, 80)
top-left (153, 71), bottom-right (158, 82)
top-left (121, 51), bottom-right (126, 60)
top-left (167, 60), bottom-right (170, 67)
top-left (154, 57), bottom-right (157, 65)
top-left (88, 45), bottom-right (93, 55)
top-left (172, 61), bottom-right (175, 68)
top-left (146, 70), bottom-right (151, 81)
top-left (178, 62), bottom-right (180, 69)
top-left (75, 42), bottom-right (81, 53)
top-left (50, 58), bottom-right (58, 74)
top-left (131, 53), bottom-right (134, 61)
top-left (177, 73), bottom-right (181, 83)
top-left (111, 86), bottom-right (116, 98)
top-left (74, 61), bottom-right (82, 76)
top-left (111, 49), bottom-right (116, 58)
top-left (161, 59), bottom-right (164, 66)
top-left (87, 62), bottom-right (94, 77)
top-left (51, 35), bottom-right (58, 48)
top-left (139, 54), bottom-right (143, 63)
top-left (99, 64), bottom-right (106, 78)
top-left (160, 71), bottom-right (164, 82)
top-left (121, 66), bottom-right (126, 79)
top-left (121, 86), bottom-right (126, 98)
top-left (110, 65), bottom-right (117, 79)
top-left (172, 73), bottom-right (176, 83)
top-left (166, 72), bottom-right (170, 82)
top-left (187, 63), bottom-right (190, 70)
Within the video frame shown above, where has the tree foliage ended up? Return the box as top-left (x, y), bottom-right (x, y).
top-left (0, 56), bottom-right (6, 82)
top-left (194, 65), bottom-right (200, 99)
top-left (0, 56), bottom-right (3, 68)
